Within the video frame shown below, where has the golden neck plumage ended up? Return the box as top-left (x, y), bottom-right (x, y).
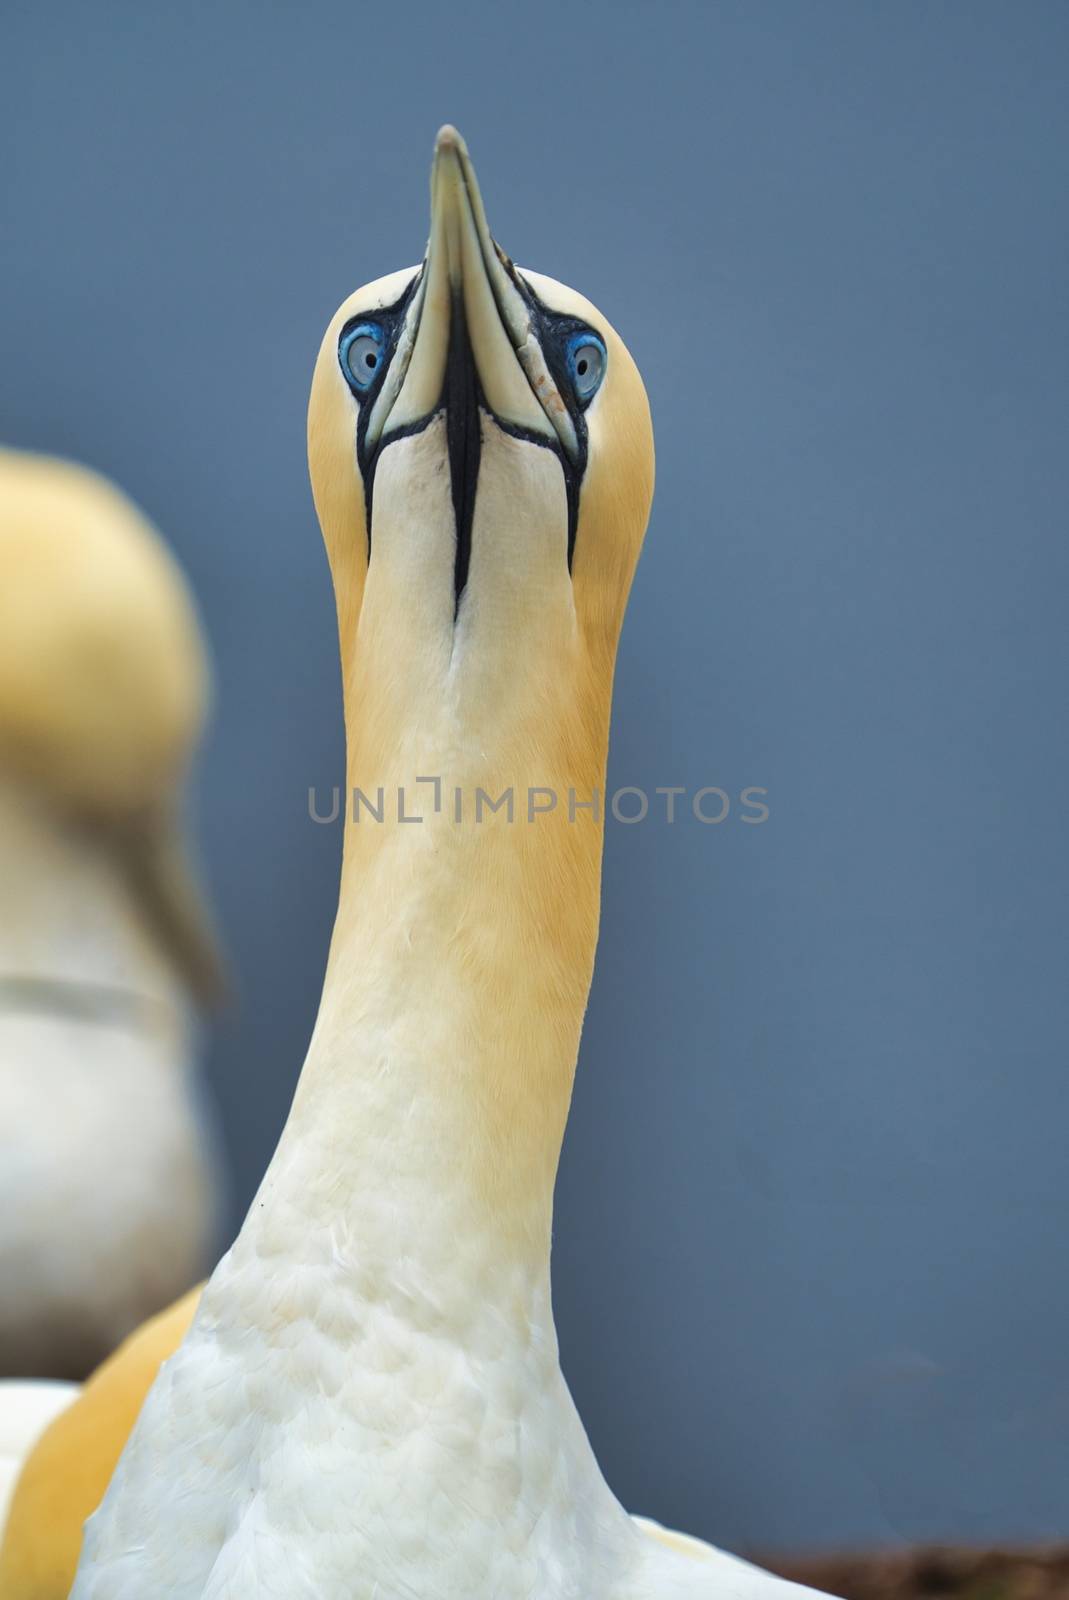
top-left (289, 598), bottom-right (618, 1261)
top-left (297, 264), bottom-right (653, 1273)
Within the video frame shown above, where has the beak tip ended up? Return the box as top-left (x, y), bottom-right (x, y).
top-left (435, 124), bottom-right (464, 158)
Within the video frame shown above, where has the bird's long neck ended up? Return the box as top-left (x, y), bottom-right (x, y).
top-left (83, 672), bottom-right (640, 1599)
top-left (255, 665), bottom-right (612, 1305)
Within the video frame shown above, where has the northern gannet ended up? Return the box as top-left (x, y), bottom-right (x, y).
top-left (1, 130), bottom-right (833, 1600)
top-left (0, 450), bottom-right (223, 1384)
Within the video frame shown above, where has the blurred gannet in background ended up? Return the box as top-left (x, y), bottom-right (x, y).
top-left (0, 449), bottom-right (224, 1396)
top-left (0, 132), bottom-right (832, 1599)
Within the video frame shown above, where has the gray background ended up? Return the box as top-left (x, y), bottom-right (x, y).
top-left (3, 0), bottom-right (1067, 1553)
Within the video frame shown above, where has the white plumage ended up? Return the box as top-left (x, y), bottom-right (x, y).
top-left (64, 130), bottom-right (835, 1599)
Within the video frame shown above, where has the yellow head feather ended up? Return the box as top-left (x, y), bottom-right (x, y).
top-left (0, 449), bottom-right (208, 818)
top-left (0, 449), bottom-right (224, 1003)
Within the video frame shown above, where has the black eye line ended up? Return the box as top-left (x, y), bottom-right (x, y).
top-left (490, 413), bottom-right (581, 570)
top-left (340, 267), bottom-right (600, 573)
top-left (513, 277), bottom-right (602, 568)
top-left (338, 270), bottom-right (424, 550)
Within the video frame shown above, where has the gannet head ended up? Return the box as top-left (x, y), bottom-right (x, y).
top-left (308, 127), bottom-right (654, 761)
top-left (0, 449), bottom-right (225, 1002)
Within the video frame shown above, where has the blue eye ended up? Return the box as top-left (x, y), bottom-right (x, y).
top-left (566, 332), bottom-right (606, 403)
top-left (340, 322), bottom-right (386, 393)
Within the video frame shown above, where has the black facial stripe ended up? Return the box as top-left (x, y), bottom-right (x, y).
top-left (340, 271), bottom-right (423, 550)
top-left (491, 415), bottom-right (581, 570)
top-left (340, 264), bottom-right (601, 591)
top-left (512, 275), bottom-right (597, 569)
top-left (445, 291), bottom-right (480, 611)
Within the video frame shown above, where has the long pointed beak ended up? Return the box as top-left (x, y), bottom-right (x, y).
top-left (366, 126), bottom-right (577, 459)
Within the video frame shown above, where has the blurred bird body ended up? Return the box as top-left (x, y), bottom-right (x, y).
top-left (0, 450), bottom-right (223, 1379)
top-left (1, 138), bottom-right (831, 1600)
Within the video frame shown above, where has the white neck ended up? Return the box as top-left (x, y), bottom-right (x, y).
top-left (78, 693), bottom-right (690, 1596)
top-left (184, 754), bottom-right (635, 1591)
top-left (250, 757), bottom-right (603, 1291)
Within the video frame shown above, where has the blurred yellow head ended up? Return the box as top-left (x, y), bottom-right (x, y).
top-left (0, 449), bottom-right (223, 1004)
top-left (0, 450), bottom-right (208, 820)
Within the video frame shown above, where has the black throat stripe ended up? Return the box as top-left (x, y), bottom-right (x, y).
top-left (445, 291), bottom-right (480, 610)
top-left (353, 274), bottom-right (593, 612)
